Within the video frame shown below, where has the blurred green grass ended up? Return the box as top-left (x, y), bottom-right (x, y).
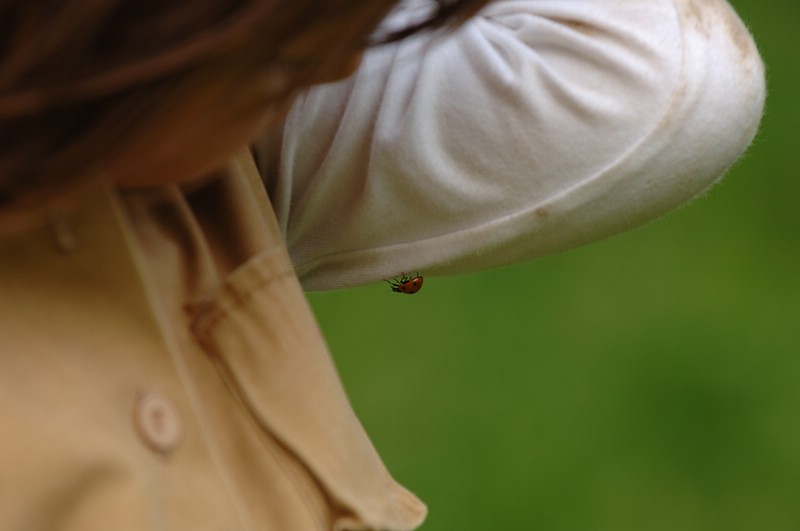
top-left (308, 2), bottom-right (800, 529)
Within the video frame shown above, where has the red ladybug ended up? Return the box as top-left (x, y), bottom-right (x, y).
top-left (385, 273), bottom-right (424, 294)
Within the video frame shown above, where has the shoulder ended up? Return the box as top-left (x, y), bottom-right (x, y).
top-left (277, 0), bottom-right (765, 291)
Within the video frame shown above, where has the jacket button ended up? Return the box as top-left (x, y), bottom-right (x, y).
top-left (133, 392), bottom-right (182, 454)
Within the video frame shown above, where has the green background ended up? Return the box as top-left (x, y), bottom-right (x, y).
top-left (308, 2), bottom-right (800, 529)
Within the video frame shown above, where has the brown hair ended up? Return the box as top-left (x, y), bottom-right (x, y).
top-left (0, 0), bottom-right (489, 230)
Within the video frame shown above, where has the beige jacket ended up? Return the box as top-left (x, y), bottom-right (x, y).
top-left (0, 151), bottom-right (425, 531)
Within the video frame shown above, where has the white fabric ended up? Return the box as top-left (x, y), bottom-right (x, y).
top-left (272, 0), bottom-right (765, 291)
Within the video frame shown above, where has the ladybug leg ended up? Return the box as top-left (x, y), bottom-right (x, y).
top-left (398, 272), bottom-right (415, 283)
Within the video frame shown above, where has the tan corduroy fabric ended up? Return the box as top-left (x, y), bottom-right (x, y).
top-left (0, 150), bottom-right (426, 531)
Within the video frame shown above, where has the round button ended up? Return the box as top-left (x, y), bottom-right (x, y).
top-left (133, 392), bottom-right (182, 454)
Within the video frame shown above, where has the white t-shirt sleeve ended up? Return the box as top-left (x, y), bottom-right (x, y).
top-left (271, 0), bottom-right (765, 291)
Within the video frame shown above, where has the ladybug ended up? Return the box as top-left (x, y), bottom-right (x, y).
top-left (385, 273), bottom-right (424, 294)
